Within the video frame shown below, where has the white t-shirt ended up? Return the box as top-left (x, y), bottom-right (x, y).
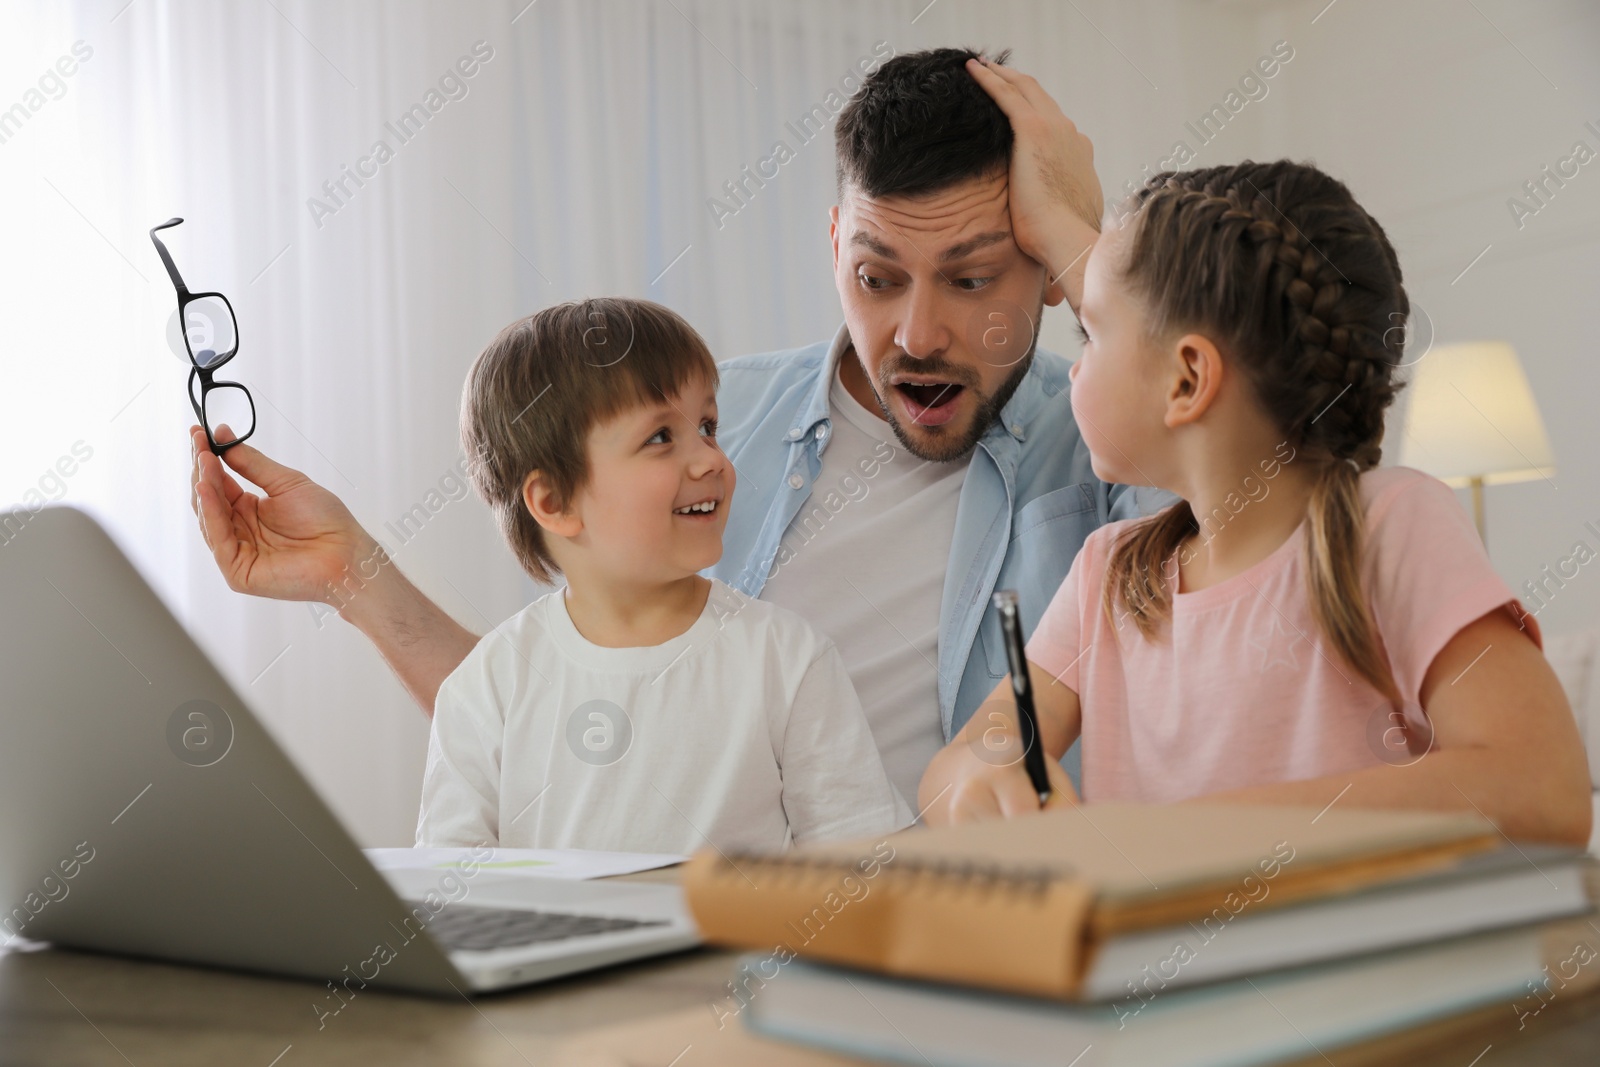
top-left (416, 578), bottom-right (911, 854)
top-left (758, 351), bottom-right (969, 806)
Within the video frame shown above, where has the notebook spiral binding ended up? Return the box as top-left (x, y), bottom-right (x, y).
top-left (711, 851), bottom-right (1074, 903)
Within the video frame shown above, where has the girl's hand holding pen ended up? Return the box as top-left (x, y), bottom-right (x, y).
top-left (918, 662), bottom-right (1083, 826)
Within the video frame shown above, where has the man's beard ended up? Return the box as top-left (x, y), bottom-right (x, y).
top-left (858, 336), bottom-right (1038, 464)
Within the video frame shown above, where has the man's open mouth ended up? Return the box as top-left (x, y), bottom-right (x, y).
top-left (893, 381), bottom-right (966, 426)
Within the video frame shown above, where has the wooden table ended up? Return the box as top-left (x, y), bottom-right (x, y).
top-left (5, 869), bottom-right (1599, 1066)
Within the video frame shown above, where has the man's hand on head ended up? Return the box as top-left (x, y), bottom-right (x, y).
top-left (966, 57), bottom-right (1104, 308)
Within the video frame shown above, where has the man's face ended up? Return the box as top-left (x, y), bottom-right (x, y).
top-left (830, 171), bottom-right (1064, 462)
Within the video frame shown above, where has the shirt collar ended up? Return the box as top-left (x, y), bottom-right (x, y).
top-left (787, 322), bottom-right (1038, 446)
top-left (785, 323), bottom-right (851, 444)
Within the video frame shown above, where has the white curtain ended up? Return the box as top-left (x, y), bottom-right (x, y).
top-left (0, 0), bottom-right (1263, 844)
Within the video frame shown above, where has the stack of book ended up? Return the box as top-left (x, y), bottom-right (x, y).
top-left (681, 804), bottom-right (1599, 1067)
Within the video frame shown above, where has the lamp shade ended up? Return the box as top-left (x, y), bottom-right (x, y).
top-left (1397, 341), bottom-right (1555, 487)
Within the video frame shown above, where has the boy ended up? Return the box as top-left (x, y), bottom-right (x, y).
top-left (417, 298), bottom-right (911, 853)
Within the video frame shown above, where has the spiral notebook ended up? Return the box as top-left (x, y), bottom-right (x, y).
top-left (679, 803), bottom-right (1587, 1000)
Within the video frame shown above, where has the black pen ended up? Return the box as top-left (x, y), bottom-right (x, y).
top-left (992, 590), bottom-right (1052, 804)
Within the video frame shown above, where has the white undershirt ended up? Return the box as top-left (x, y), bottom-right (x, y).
top-left (758, 353), bottom-right (970, 806)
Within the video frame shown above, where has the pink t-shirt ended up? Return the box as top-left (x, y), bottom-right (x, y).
top-left (1025, 467), bottom-right (1540, 803)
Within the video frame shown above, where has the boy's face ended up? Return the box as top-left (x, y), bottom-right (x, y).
top-left (557, 372), bottom-right (732, 582)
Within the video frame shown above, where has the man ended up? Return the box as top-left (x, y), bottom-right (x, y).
top-left (189, 48), bottom-right (1158, 807)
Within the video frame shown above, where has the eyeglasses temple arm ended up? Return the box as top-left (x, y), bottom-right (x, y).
top-left (148, 220), bottom-right (189, 294)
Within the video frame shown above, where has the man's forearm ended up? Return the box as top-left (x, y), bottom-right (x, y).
top-left (337, 550), bottom-right (480, 718)
top-left (1036, 215), bottom-right (1099, 315)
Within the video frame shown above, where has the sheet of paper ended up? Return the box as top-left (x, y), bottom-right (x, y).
top-left (363, 847), bottom-right (687, 881)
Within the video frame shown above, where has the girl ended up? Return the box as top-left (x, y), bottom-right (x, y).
top-left (919, 59), bottom-right (1591, 844)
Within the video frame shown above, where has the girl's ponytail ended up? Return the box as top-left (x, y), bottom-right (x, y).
top-left (1101, 502), bottom-right (1195, 638)
top-left (1305, 459), bottom-right (1400, 705)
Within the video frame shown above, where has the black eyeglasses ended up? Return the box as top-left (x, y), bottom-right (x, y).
top-left (150, 217), bottom-right (255, 455)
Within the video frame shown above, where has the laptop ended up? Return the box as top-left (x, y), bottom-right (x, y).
top-left (0, 505), bottom-right (700, 995)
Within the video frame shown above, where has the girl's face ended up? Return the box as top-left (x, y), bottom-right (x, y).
top-left (1067, 222), bottom-right (1173, 487)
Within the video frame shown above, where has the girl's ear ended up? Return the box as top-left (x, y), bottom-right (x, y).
top-left (522, 470), bottom-right (583, 538)
top-left (1162, 333), bottom-right (1226, 429)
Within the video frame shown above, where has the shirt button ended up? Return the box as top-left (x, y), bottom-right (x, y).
top-left (815, 425), bottom-right (828, 440)
top-left (786, 428), bottom-right (803, 441)
top-left (788, 474), bottom-right (804, 490)
top-left (1011, 424), bottom-right (1023, 436)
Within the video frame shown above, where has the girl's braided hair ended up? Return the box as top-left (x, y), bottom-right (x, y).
top-left (1102, 160), bottom-right (1409, 703)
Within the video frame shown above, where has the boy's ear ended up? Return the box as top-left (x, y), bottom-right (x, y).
top-left (1162, 332), bottom-right (1225, 429)
top-left (522, 470), bottom-right (583, 538)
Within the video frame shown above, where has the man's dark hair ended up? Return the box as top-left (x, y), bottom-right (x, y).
top-left (835, 47), bottom-right (1013, 200)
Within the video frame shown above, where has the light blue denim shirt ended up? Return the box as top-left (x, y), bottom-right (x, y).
top-left (705, 325), bottom-right (1167, 784)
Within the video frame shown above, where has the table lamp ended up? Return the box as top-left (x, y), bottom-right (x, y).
top-left (1397, 341), bottom-right (1556, 546)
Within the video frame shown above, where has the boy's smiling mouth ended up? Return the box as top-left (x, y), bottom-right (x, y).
top-left (672, 497), bottom-right (720, 517)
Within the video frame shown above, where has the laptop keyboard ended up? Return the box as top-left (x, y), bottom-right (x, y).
top-left (407, 902), bottom-right (670, 953)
